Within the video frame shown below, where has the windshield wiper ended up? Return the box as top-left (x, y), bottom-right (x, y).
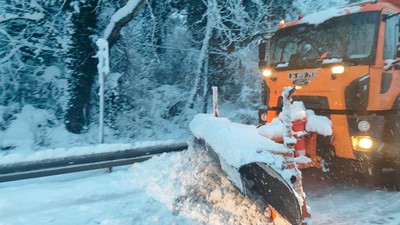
top-left (340, 57), bottom-right (358, 66)
top-left (317, 52), bottom-right (358, 66)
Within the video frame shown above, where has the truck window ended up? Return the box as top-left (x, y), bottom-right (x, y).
top-left (383, 15), bottom-right (399, 60)
top-left (269, 11), bottom-right (380, 68)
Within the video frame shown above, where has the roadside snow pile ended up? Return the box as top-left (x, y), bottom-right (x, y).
top-left (128, 146), bottom-right (273, 225)
top-left (258, 101), bottom-right (332, 139)
top-left (1, 144), bottom-right (399, 225)
top-left (0, 104), bottom-right (102, 152)
top-left (0, 105), bottom-right (57, 151)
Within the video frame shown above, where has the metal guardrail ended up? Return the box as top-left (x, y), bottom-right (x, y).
top-left (0, 142), bottom-right (189, 183)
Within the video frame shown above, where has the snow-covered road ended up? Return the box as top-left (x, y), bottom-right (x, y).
top-left (1, 148), bottom-right (399, 225)
top-left (303, 169), bottom-right (400, 225)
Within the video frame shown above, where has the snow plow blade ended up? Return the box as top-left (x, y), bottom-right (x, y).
top-left (240, 163), bottom-right (302, 225)
top-left (196, 138), bottom-right (302, 225)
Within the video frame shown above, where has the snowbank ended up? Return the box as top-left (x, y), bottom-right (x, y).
top-left (0, 105), bottom-right (56, 151)
top-left (128, 147), bottom-right (273, 225)
top-left (1, 145), bottom-right (400, 225)
top-left (0, 147), bottom-right (276, 225)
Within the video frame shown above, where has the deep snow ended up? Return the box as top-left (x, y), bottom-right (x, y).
top-left (0, 146), bottom-right (272, 225)
top-left (1, 145), bottom-right (399, 225)
top-left (1, 100), bottom-right (398, 225)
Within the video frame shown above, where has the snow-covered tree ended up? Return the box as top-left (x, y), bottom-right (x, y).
top-left (0, 0), bottom-right (67, 121)
top-left (1, 0), bottom-right (361, 147)
top-left (64, 0), bottom-right (99, 134)
top-left (186, 0), bottom-right (276, 117)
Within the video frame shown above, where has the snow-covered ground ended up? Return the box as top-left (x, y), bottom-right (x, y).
top-left (1, 145), bottom-right (399, 225)
top-left (303, 169), bottom-right (400, 225)
top-left (0, 147), bottom-right (271, 225)
top-left (1, 102), bottom-right (399, 225)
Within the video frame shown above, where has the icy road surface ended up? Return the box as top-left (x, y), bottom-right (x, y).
top-left (1, 147), bottom-right (399, 225)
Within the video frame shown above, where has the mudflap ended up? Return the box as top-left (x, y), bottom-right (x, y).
top-left (195, 138), bottom-right (302, 225)
top-left (240, 163), bottom-right (302, 225)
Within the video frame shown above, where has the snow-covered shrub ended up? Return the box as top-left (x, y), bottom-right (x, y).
top-left (0, 105), bottom-right (58, 151)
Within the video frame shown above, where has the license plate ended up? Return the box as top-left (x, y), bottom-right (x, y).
top-left (288, 72), bottom-right (316, 79)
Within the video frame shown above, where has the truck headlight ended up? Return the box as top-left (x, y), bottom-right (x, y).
top-left (262, 69), bottom-right (272, 77)
top-left (352, 136), bottom-right (373, 151)
top-left (359, 137), bottom-right (373, 149)
top-left (331, 65), bottom-right (345, 74)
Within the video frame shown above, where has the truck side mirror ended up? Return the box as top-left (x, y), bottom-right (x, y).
top-left (259, 40), bottom-right (266, 70)
top-left (397, 19), bottom-right (400, 57)
top-left (259, 41), bottom-right (266, 60)
top-left (397, 42), bottom-right (400, 58)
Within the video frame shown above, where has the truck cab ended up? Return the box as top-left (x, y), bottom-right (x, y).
top-left (259, 0), bottom-right (400, 185)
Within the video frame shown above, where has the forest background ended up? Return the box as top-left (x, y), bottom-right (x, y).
top-left (0, 0), bottom-right (359, 151)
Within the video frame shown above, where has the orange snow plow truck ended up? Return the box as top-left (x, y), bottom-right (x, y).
top-left (259, 0), bottom-right (400, 188)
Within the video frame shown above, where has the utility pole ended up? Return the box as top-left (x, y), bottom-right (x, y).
top-left (96, 38), bottom-right (110, 144)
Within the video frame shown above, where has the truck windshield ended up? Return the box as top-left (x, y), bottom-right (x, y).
top-left (269, 11), bottom-right (380, 69)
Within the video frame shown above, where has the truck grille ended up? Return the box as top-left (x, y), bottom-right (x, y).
top-left (277, 96), bottom-right (329, 111)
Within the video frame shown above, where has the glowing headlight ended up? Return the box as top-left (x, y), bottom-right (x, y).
top-left (295, 85), bottom-right (302, 90)
top-left (262, 69), bottom-right (272, 77)
top-left (359, 137), bottom-right (373, 149)
top-left (331, 65), bottom-right (345, 74)
top-left (351, 136), bottom-right (374, 151)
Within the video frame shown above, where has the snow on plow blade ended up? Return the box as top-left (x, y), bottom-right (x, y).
top-left (190, 112), bottom-right (306, 224)
top-left (240, 162), bottom-right (302, 225)
top-left (195, 138), bottom-right (302, 225)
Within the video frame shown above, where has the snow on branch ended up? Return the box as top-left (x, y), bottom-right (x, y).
top-left (0, 44), bottom-right (23, 64)
top-left (103, 0), bottom-right (145, 42)
top-left (0, 12), bottom-right (44, 23)
top-left (96, 38), bottom-right (110, 75)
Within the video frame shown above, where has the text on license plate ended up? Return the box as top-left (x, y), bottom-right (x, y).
top-left (288, 72), bottom-right (316, 79)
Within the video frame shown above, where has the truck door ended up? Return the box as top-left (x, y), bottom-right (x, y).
top-left (380, 14), bottom-right (400, 157)
top-left (377, 15), bottom-right (400, 109)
